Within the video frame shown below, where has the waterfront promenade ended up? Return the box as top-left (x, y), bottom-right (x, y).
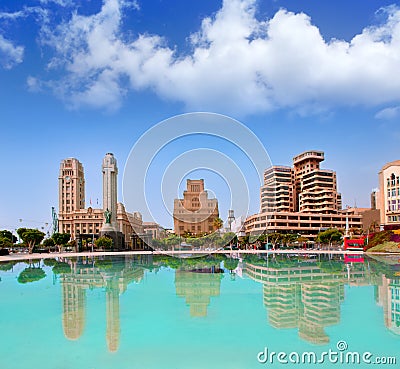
top-left (0, 249), bottom-right (369, 263)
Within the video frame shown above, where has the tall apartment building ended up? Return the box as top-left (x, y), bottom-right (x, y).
top-left (261, 166), bottom-right (296, 213)
top-left (378, 160), bottom-right (400, 228)
top-left (261, 151), bottom-right (341, 214)
top-left (173, 179), bottom-right (219, 236)
top-left (293, 151), bottom-right (342, 213)
top-left (247, 150), bottom-right (361, 239)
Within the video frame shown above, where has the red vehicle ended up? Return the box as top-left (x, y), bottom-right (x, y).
top-left (343, 237), bottom-right (366, 251)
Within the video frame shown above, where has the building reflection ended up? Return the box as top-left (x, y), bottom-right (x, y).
top-left (175, 266), bottom-right (223, 317)
top-left (58, 253), bottom-right (400, 351)
top-left (60, 255), bottom-right (151, 352)
top-left (244, 256), bottom-right (369, 344)
top-left (377, 275), bottom-right (400, 335)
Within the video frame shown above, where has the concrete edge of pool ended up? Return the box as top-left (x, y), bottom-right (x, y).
top-left (1, 249), bottom-right (397, 262)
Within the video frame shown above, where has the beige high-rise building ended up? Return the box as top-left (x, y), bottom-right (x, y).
top-left (59, 158), bottom-right (86, 215)
top-left (378, 160), bottom-right (400, 227)
top-left (247, 150), bottom-right (362, 240)
top-left (261, 166), bottom-right (296, 212)
top-left (173, 179), bottom-right (219, 236)
top-left (293, 151), bottom-right (342, 213)
top-left (260, 151), bottom-right (342, 215)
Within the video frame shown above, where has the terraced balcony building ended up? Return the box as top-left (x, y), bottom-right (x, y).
top-left (246, 150), bottom-right (360, 239)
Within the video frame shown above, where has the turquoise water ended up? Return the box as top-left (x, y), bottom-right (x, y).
top-left (0, 254), bottom-right (399, 369)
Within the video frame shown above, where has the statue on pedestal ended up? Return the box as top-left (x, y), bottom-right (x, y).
top-left (104, 208), bottom-right (112, 224)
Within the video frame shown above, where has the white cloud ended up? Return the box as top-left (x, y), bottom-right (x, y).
top-left (375, 106), bottom-right (400, 120)
top-left (39, 0), bottom-right (73, 6)
top-left (34, 0), bottom-right (400, 114)
top-left (0, 34), bottom-right (24, 69)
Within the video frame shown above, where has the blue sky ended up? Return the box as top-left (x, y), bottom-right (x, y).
top-left (1, 0), bottom-right (400, 232)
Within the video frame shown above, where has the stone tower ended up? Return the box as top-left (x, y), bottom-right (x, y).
top-left (58, 158), bottom-right (85, 235)
top-left (102, 153), bottom-right (118, 231)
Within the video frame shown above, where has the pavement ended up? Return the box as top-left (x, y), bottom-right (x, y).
top-left (0, 248), bottom-right (370, 262)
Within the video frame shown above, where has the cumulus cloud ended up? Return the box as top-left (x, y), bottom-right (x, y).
top-left (30, 0), bottom-right (400, 114)
top-left (375, 106), bottom-right (400, 120)
top-left (0, 34), bottom-right (24, 69)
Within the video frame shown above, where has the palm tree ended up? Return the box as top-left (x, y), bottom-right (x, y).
top-left (213, 217), bottom-right (224, 231)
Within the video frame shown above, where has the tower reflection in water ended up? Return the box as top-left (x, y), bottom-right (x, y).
top-left (175, 265), bottom-right (223, 317)
top-left (244, 255), bottom-right (368, 345)
top-left (55, 254), bottom-right (400, 351)
top-left (60, 255), bottom-right (151, 352)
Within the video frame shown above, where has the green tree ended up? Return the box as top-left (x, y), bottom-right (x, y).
top-left (213, 217), bottom-right (224, 231)
top-left (0, 237), bottom-right (13, 249)
top-left (281, 233), bottom-right (298, 247)
top-left (17, 267), bottom-right (46, 283)
top-left (224, 257), bottom-right (239, 272)
top-left (316, 228), bottom-right (343, 246)
top-left (269, 233), bottom-right (282, 249)
top-left (52, 232), bottom-right (71, 252)
top-left (52, 262), bottom-right (72, 274)
top-left (17, 228), bottom-right (45, 254)
top-left (297, 236), bottom-right (309, 243)
top-left (95, 236), bottom-right (113, 250)
top-left (165, 234), bottom-right (181, 247)
top-left (0, 230), bottom-right (17, 243)
top-left (42, 238), bottom-right (55, 248)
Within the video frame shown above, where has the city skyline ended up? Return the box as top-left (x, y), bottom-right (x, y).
top-left (1, 0), bottom-right (400, 231)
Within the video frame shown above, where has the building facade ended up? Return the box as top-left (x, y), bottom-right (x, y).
top-left (247, 150), bottom-right (360, 240)
top-left (173, 179), bottom-right (219, 235)
top-left (143, 222), bottom-right (166, 240)
top-left (58, 156), bottom-right (143, 248)
top-left (261, 166), bottom-right (296, 212)
top-left (244, 211), bottom-right (362, 240)
top-left (260, 151), bottom-right (342, 215)
top-left (378, 160), bottom-right (400, 228)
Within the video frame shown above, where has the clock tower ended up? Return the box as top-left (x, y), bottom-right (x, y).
top-left (59, 158), bottom-right (85, 215)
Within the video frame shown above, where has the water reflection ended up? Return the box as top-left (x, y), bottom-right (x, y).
top-left (2, 253), bottom-right (399, 355)
top-left (243, 254), bottom-right (400, 344)
top-left (59, 255), bottom-right (151, 352)
top-left (175, 267), bottom-right (223, 317)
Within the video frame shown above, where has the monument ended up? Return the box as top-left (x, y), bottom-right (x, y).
top-left (100, 153), bottom-right (125, 249)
